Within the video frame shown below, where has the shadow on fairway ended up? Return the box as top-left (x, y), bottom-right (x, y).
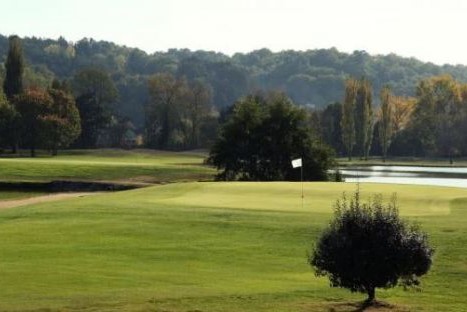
top-left (327, 300), bottom-right (408, 312)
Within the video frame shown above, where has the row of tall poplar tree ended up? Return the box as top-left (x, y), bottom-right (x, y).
top-left (341, 77), bottom-right (374, 160)
top-left (341, 76), bottom-right (406, 161)
top-left (338, 74), bottom-right (467, 162)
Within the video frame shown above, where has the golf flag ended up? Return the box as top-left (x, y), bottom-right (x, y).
top-left (291, 158), bottom-right (302, 168)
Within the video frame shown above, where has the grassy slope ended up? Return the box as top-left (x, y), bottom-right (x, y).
top-left (0, 149), bottom-right (214, 183)
top-left (0, 182), bottom-right (466, 311)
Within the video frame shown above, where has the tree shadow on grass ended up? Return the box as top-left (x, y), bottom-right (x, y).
top-left (327, 300), bottom-right (408, 312)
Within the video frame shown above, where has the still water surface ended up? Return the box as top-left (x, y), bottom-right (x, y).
top-left (340, 166), bottom-right (467, 188)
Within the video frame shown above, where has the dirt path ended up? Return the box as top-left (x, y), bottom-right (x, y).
top-left (0, 192), bottom-right (100, 210)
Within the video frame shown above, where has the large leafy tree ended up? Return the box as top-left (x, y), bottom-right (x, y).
top-left (72, 68), bottom-right (118, 147)
top-left (13, 88), bottom-right (53, 157)
top-left (41, 88), bottom-right (81, 155)
top-left (0, 90), bottom-right (18, 150)
top-left (408, 75), bottom-right (462, 159)
top-left (145, 73), bottom-right (213, 150)
top-left (3, 36), bottom-right (24, 100)
top-left (145, 73), bottom-right (189, 149)
top-left (310, 190), bottom-right (434, 303)
top-left (209, 92), bottom-right (335, 181)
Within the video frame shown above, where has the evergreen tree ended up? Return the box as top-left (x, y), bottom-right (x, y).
top-left (3, 36), bottom-right (24, 100)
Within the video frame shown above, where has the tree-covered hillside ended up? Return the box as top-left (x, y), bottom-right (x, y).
top-left (2, 34), bottom-right (467, 127)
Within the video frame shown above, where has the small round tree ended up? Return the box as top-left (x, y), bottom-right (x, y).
top-left (310, 190), bottom-right (434, 304)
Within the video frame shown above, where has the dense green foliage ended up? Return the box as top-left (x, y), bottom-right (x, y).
top-left (13, 88), bottom-right (54, 156)
top-left (0, 90), bottom-right (18, 150)
top-left (72, 68), bottom-right (118, 148)
top-left (2, 36), bottom-right (24, 99)
top-left (209, 92), bottom-right (334, 181)
top-left (5, 35), bottom-right (467, 157)
top-left (3, 34), bottom-right (467, 128)
top-left (43, 88), bottom-right (81, 154)
top-left (319, 75), bottom-right (467, 159)
top-left (11, 87), bottom-right (81, 156)
top-left (311, 191), bottom-right (434, 302)
top-left (0, 180), bottom-right (465, 311)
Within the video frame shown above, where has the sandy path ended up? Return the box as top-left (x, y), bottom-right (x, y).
top-left (0, 192), bottom-right (99, 210)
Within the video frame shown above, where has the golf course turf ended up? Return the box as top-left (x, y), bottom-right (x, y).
top-left (0, 180), bottom-right (466, 311)
top-left (0, 149), bottom-right (214, 183)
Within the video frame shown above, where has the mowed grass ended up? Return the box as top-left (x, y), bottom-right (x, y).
top-left (0, 182), bottom-right (466, 311)
top-left (0, 149), bottom-right (215, 183)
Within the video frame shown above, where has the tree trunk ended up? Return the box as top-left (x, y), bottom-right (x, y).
top-left (366, 287), bottom-right (375, 303)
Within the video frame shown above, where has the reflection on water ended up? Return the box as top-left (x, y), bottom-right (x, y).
top-left (340, 166), bottom-right (467, 188)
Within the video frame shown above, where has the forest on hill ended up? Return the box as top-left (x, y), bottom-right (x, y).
top-left (1, 34), bottom-right (467, 127)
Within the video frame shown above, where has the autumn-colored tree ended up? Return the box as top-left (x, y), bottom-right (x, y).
top-left (391, 96), bottom-right (416, 133)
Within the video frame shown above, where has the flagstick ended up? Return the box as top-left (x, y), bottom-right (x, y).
top-left (301, 164), bottom-right (304, 210)
top-left (291, 158), bottom-right (304, 210)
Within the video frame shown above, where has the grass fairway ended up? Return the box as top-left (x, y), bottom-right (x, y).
top-left (0, 149), bottom-right (214, 183)
top-left (0, 182), bottom-right (466, 311)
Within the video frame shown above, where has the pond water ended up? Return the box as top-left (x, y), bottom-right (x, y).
top-left (340, 165), bottom-right (467, 188)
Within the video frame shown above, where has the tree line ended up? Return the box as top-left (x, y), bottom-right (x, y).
top-left (3, 35), bottom-right (467, 161)
top-left (0, 37), bottom-right (80, 156)
top-left (3, 34), bottom-right (467, 129)
top-left (0, 37), bottom-right (220, 154)
top-left (317, 74), bottom-right (467, 161)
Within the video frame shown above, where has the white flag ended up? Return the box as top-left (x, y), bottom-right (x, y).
top-left (291, 158), bottom-right (302, 168)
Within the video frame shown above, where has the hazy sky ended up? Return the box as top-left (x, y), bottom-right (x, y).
top-left (1, 0), bottom-right (467, 65)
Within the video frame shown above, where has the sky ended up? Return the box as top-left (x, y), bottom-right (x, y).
top-left (1, 0), bottom-right (467, 65)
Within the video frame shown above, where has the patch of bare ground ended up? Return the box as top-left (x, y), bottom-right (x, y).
top-left (0, 192), bottom-right (99, 210)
